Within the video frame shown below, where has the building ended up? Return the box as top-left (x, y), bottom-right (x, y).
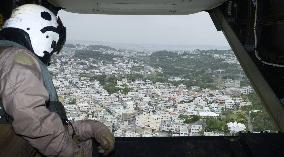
top-left (190, 125), bottom-right (203, 136)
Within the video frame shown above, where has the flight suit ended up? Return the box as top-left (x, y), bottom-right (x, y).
top-left (0, 42), bottom-right (92, 157)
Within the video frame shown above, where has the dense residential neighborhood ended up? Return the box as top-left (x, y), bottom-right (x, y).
top-left (49, 43), bottom-right (276, 137)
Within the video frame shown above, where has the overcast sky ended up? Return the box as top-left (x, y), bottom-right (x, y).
top-left (59, 11), bottom-right (229, 48)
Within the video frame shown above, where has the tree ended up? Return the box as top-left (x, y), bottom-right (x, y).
top-left (69, 98), bottom-right (76, 104)
top-left (252, 111), bottom-right (278, 132)
top-left (205, 118), bottom-right (228, 133)
top-left (104, 83), bottom-right (120, 94)
top-left (91, 75), bottom-right (107, 85)
top-left (126, 74), bottom-right (144, 82)
top-left (225, 110), bottom-right (248, 124)
top-left (244, 93), bottom-right (277, 131)
top-left (121, 84), bottom-right (131, 95)
top-left (179, 115), bottom-right (200, 124)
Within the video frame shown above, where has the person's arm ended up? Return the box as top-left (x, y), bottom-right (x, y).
top-left (1, 49), bottom-right (79, 157)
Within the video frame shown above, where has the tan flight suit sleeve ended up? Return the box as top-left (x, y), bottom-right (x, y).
top-left (0, 47), bottom-right (80, 157)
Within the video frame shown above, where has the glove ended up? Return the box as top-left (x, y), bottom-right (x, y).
top-left (71, 120), bottom-right (115, 156)
top-left (74, 140), bottom-right (92, 157)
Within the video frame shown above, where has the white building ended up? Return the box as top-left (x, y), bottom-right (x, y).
top-left (225, 99), bottom-right (235, 110)
top-left (204, 132), bottom-right (225, 136)
top-left (199, 112), bottom-right (219, 118)
top-left (227, 122), bottom-right (246, 134)
top-left (225, 79), bottom-right (241, 88)
top-left (241, 86), bottom-right (254, 95)
top-left (135, 112), bottom-right (162, 131)
top-left (190, 124), bottom-right (203, 136)
top-left (179, 125), bottom-right (189, 136)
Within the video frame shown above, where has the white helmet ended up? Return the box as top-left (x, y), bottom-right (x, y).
top-left (2, 4), bottom-right (66, 65)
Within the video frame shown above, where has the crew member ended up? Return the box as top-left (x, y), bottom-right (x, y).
top-left (0, 4), bottom-right (115, 157)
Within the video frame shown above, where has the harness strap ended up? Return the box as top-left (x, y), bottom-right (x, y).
top-left (0, 101), bottom-right (12, 124)
top-left (36, 57), bottom-right (69, 125)
top-left (47, 101), bottom-right (69, 125)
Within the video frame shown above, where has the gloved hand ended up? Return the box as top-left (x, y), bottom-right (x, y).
top-left (74, 139), bottom-right (92, 157)
top-left (71, 120), bottom-right (115, 156)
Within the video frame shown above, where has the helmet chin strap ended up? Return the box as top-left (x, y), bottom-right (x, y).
top-left (39, 51), bottom-right (53, 66)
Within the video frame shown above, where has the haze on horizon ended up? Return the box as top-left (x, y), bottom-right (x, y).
top-left (59, 11), bottom-right (230, 49)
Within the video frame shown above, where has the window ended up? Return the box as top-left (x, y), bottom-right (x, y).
top-left (51, 11), bottom-right (277, 137)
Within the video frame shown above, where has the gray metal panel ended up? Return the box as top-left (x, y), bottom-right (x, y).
top-left (209, 8), bottom-right (283, 131)
top-left (48, 0), bottom-right (227, 15)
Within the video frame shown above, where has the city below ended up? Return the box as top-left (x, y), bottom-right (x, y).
top-left (49, 43), bottom-right (277, 137)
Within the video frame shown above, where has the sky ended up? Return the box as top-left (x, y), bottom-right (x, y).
top-left (59, 11), bottom-right (230, 49)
